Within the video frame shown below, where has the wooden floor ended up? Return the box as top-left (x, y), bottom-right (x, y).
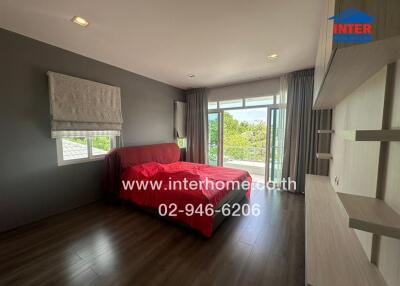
top-left (0, 187), bottom-right (305, 286)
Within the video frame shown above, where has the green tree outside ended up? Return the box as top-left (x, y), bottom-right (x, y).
top-left (65, 136), bottom-right (111, 151)
top-left (208, 112), bottom-right (267, 163)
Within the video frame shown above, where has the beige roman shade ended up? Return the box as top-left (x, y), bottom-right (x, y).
top-left (48, 71), bottom-right (123, 138)
top-left (174, 101), bottom-right (187, 138)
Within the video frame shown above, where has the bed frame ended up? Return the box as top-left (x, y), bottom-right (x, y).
top-left (125, 186), bottom-right (247, 236)
top-left (105, 142), bottom-right (249, 236)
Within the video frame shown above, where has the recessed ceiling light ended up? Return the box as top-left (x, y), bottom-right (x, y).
top-left (188, 74), bottom-right (195, 78)
top-left (71, 16), bottom-right (89, 27)
top-left (267, 54), bottom-right (279, 60)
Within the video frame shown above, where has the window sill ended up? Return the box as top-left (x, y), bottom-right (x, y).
top-left (57, 155), bottom-right (105, 166)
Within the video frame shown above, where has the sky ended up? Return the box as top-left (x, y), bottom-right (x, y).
top-left (227, 108), bottom-right (267, 123)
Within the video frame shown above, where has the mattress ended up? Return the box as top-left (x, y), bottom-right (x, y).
top-left (119, 161), bottom-right (252, 236)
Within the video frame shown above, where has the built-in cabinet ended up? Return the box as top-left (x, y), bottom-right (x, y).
top-left (307, 1), bottom-right (400, 285)
top-left (305, 175), bottom-right (387, 286)
top-left (313, 0), bottom-right (335, 106)
top-left (313, 0), bottom-right (400, 109)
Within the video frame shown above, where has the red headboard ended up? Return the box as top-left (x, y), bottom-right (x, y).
top-left (104, 143), bottom-right (180, 201)
top-left (113, 143), bottom-right (180, 170)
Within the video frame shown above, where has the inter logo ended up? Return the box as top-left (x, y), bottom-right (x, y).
top-left (329, 8), bottom-right (374, 43)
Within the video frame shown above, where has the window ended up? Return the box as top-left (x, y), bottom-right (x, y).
top-left (219, 99), bottom-right (243, 109)
top-left (177, 138), bottom-right (187, 148)
top-left (208, 101), bottom-right (218, 110)
top-left (209, 95), bottom-right (279, 110)
top-left (61, 137), bottom-right (88, 160)
top-left (208, 112), bottom-right (219, 166)
top-left (245, 95), bottom-right (274, 106)
top-left (56, 135), bottom-right (116, 166)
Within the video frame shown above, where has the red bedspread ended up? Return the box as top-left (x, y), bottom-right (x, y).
top-left (120, 161), bottom-right (251, 236)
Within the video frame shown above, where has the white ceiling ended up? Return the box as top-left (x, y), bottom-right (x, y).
top-left (0, 0), bottom-right (323, 89)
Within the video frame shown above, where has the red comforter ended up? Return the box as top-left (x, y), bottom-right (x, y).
top-left (120, 161), bottom-right (251, 236)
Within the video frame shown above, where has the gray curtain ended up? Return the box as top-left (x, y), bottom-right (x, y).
top-left (186, 88), bottom-right (208, 163)
top-left (174, 101), bottom-right (187, 138)
top-left (282, 69), bottom-right (332, 193)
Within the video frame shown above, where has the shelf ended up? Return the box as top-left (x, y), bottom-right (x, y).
top-left (317, 130), bottom-right (334, 134)
top-left (305, 175), bottom-right (386, 286)
top-left (316, 153), bottom-right (332, 160)
top-left (314, 35), bottom-right (400, 109)
top-left (337, 129), bottom-right (400, 142)
top-left (337, 192), bottom-right (400, 240)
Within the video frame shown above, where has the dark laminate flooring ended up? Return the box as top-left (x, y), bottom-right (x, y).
top-left (0, 187), bottom-right (305, 286)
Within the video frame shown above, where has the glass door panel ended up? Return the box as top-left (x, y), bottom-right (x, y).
top-left (208, 112), bottom-right (220, 166)
top-left (267, 108), bottom-right (286, 183)
top-left (222, 108), bottom-right (267, 184)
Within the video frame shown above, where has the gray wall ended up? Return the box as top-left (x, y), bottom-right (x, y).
top-left (207, 77), bottom-right (280, 102)
top-left (0, 28), bottom-right (184, 232)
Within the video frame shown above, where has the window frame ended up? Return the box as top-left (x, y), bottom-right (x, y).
top-left (207, 101), bottom-right (218, 110)
top-left (244, 95), bottom-right (275, 107)
top-left (56, 135), bottom-right (116, 166)
top-left (218, 98), bottom-right (244, 109)
top-left (206, 94), bottom-right (287, 182)
top-left (208, 94), bottom-right (284, 112)
top-left (176, 137), bottom-right (187, 149)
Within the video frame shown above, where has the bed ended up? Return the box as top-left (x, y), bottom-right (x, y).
top-left (104, 143), bottom-right (251, 237)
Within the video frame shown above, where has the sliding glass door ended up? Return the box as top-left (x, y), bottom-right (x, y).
top-left (207, 96), bottom-right (286, 186)
top-left (208, 112), bottom-right (220, 166)
top-left (222, 108), bottom-right (267, 184)
top-left (267, 108), bottom-right (285, 183)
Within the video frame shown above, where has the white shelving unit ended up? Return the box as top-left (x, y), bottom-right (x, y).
top-left (337, 129), bottom-right (400, 142)
top-left (305, 175), bottom-right (387, 286)
top-left (316, 153), bottom-right (333, 160)
top-left (337, 192), bottom-right (400, 240)
top-left (317, 130), bottom-right (334, 134)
